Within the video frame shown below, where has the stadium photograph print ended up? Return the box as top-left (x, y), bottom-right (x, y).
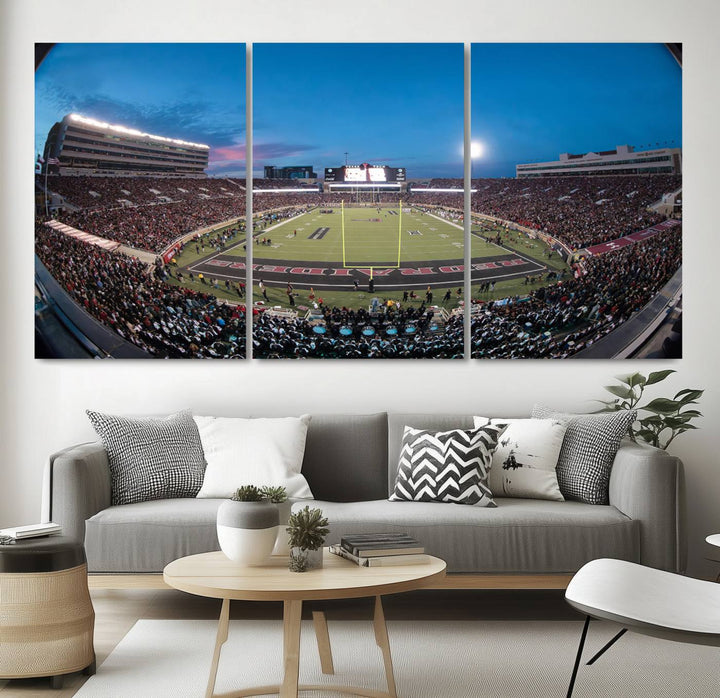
top-left (469, 43), bottom-right (682, 359)
top-left (250, 43), bottom-right (465, 360)
top-left (34, 43), bottom-right (247, 359)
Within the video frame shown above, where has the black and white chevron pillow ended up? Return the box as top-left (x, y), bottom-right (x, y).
top-left (390, 425), bottom-right (503, 506)
top-left (86, 409), bottom-right (206, 506)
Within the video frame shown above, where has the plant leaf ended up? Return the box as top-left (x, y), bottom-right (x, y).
top-left (604, 385), bottom-right (634, 400)
top-left (675, 389), bottom-right (704, 404)
top-left (641, 398), bottom-right (681, 414)
top-left (645, 369), bottom-right (676, 386)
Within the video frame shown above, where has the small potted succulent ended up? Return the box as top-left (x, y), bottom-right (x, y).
top-left (216, 485), bottom-right (285, 566)
top-left (260, 486), bottom-right (292, 555)
top-left (287, 506), bottom-right (329, 572)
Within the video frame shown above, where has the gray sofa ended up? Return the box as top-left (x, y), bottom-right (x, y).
top-left (43, 413), bottom-right (686, 579)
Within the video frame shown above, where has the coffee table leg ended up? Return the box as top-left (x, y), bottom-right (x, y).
top-left (206, 598), bottom-right (230, 698)
top-left (312, 610), bottom-right (335, 674)
top-left (373, 596), bottom-right (397, 698)
top-left (281, 599), bottom-right (303, 698)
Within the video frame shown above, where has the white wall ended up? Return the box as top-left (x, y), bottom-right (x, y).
top-left (2, 0), bottom-right (719, 577)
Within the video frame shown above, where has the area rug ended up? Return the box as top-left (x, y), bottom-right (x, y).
top-left (75, 619), bottom-right (719, 697)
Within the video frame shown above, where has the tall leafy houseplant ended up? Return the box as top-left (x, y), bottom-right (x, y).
top-left (595, 370), bottom-right (703, 450)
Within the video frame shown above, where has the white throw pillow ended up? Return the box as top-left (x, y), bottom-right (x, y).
top-left (473, 417), bottom-right (566, 501)
top-left (194, 415), bottom-right (313, 499)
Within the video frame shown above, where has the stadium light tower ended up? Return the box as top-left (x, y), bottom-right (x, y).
top-left (470, 141), bottom-right (484, 181)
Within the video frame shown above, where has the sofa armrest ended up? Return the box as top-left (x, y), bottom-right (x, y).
top-left (43, 442), bottom-right (112, 543)
top-left (609, 440), bottom-right (686, 572)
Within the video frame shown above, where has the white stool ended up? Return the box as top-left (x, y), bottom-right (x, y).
top-left (564, 558), bottom-right (720, 697)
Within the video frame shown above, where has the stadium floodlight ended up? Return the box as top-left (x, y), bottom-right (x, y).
top-left (68, 113), bottom-right (210, 149)
top-left (471, 141), bottom-right (485, 159)
top-left (253, 188), bottom-right (319, 193)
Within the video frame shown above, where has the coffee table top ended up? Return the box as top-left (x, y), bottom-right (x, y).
top-left (163, 549), bottom-right (446, 601)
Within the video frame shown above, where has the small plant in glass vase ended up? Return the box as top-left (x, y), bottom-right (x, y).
top-left (595, 370), bottom-right (703, 450)
top-left (286, 506), bottom-right (329, 572)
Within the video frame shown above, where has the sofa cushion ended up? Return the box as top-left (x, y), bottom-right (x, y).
top-left (532, 405), bottom-right (636, 505)
top-left (86, 409), bottom-right (206, 506)
top-left (388, 414), bottom-right (474, 495)
top-left (389, 425), bottom-right (502, 506)
top-left (194, 415), bottom-right (313, 499)
top-left (301, 413), bottom-right (388, 502)
top-left (315, 498), bottom-right (639, 574)
top-left (473, 417), bottom-right (566, 501)
top-left (84, 498), bottom-right (224, 573)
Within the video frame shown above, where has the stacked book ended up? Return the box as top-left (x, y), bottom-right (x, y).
top-left (330, 532), bottom-right (426, 567)
top-left (0, 522), bottom-right (62, 540)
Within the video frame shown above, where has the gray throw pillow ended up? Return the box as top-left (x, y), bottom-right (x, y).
top-left (531, 404), bottom-right (636, 504)
top-left (86, 409), bottom-right (206, 505)
top-left (390, 424), bottom-right (503, 506)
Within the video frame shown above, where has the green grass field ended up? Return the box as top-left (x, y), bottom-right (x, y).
top-left (168, 205), bottom-right (570, 311)
top-left (230, 206), bottom-right (501, 263)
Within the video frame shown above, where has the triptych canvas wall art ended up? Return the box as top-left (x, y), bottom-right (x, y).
top-left (34, 43), bottom-right (682, 360)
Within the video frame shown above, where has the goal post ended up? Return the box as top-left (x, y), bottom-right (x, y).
top-left (340, 198), bottom-right (404, 270)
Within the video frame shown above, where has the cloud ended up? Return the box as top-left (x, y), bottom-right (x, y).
top-left (253, 142), bottom-right (319, 161)
top-left (38, 84), bottom-right (244, 148)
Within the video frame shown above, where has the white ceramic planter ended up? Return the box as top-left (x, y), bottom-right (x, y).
top-left (216, 500), bottom-right (279, 566)
top-left (272, 500), bottom-right (293, 556)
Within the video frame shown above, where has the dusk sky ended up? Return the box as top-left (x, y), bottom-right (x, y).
top-left (253, 43), bottom-right (463, 179)
top-left (35, 43), bottom-right (680, 180)
top-left (471, 43), bottom-right (682, 177)
top-left (35, 44), bottom-right (246, 177)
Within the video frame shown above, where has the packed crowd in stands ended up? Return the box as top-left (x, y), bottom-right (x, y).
top-left (58, 197), bottom-right (246, 252)
top-left (253, 305), bottom-right (463, 359)
top-left (470, 227), bottom-right (682, 358)
top-left (39, 175), bottom-right (243, 210)
top-left (252, 179), bottom-right (317, 189)
top-left (469, 175), bottom-right (680, 250)
top-left (35, 171), bottom-right (682, 359)
top-left (35, 223), bottom-right (245, 358)
top-left (40, 174), bottom-right (679, 256)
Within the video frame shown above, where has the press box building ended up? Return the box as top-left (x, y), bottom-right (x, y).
top-left (516, 144), bottom-right (682, 178)
top-left (42, 114), bottom-right (209, 177)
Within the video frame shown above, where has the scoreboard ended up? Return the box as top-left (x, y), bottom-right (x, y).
top-left (324, 164), bottom-right (406, 183)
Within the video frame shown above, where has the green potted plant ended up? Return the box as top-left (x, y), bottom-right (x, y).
top-left (286, 506), bottom-right (329, 572)
top-left (260, 486), bottom-right (291, 555)
top-left (216, 485), bottom-right (284, 566)
top-left (595, 370), bottom-right (703, 450)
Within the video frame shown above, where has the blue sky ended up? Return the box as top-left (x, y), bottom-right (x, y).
top-left (35, 43), bottom-right (680, 180)
top-left (253, 44), bottom-right (464, 179)
top-left (470, 44), bottom-right (682, 177)
top-left (35, 44), bottom-right (246, 176)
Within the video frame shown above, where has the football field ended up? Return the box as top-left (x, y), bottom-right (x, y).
top-left (226, 206), bottom-right (506, 264)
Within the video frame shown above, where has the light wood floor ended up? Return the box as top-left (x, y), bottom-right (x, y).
top-left (0, 588), bottom-right (578, 696)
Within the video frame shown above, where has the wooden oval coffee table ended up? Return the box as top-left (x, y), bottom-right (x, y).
top-left (163, 549), bottom-right (446, 698)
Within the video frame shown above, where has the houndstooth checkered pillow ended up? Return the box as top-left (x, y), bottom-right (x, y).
top-left (86, 409), bottom-right (206, 506)
top-left (531, 405), bottom-right (636, 504)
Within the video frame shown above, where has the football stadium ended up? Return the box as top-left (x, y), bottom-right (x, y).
top-left (34, 43), bottom-right (682, 360)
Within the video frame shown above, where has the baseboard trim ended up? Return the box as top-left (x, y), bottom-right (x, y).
top-left (88, 573), bottom-right (573, 591)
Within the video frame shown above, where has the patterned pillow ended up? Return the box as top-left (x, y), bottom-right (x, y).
top-left (86, 409), bottom-right (206, 506)
top-left (389, 425), bottom-right (503, 506)
top-left (473, 417), bottom-right (567, 501)
top-left (531, 405), bottom-right (636, 504)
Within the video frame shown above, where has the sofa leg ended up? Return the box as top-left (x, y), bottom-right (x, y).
top-left (50, 674), bottom-right (65, 690)
top-left (566, 616), bottom-right (590, 698)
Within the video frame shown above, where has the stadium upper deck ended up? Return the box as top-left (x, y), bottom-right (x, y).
top-left (42, 114), bottom-right (210, 177)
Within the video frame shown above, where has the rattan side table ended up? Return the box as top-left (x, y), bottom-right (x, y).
top-left (0, 535), bottom-right (95, 688)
